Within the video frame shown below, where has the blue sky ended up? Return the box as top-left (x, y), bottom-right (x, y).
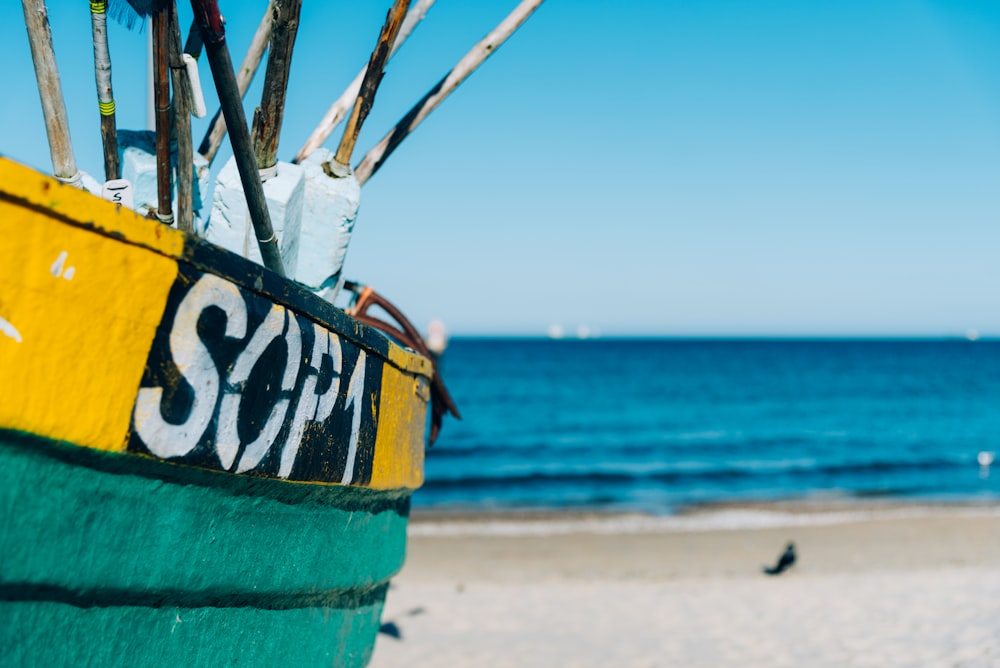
top-left (4, 1), bottom-right (1000, 337)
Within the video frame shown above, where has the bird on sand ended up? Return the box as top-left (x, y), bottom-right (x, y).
top-left (763, 542), bottom-right (796, 575)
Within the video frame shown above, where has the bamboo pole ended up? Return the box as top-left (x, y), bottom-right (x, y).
top-left (191, 0), bottom-right (285, 276)
top-left (168, 3), bottom-right (194, 232)
top-left (89, 1), bottom-right (119, 181)
top-left (152, 4), bottom-right (173, 223)
top-left (355, 0), bottom-right (544, 186)
top-left (21, 0), bottom-right (80, 185)
top-left (332, 0), bottom-right (411, 170)
top-left (197, 0), bottom-right (276, 164)
top-left (251, 0), bottom-right (301, 171)
top-left (292, 0), bottom-right (434, 165)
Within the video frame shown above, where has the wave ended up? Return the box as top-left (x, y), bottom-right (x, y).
top-left (421, 455), bottom-right (970, 491)
top-left (428, 432), bottom-right (875, 459)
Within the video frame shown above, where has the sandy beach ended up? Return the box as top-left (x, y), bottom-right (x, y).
top-left (371, 504), bottom-right (1000, 667)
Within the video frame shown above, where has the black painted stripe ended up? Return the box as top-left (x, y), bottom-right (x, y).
top-left (2, 430), bottom-right (415, 510)
top-left (0, 582), bottom-right (389, 612)
top-left (182, 236), bottom-right (403, 370)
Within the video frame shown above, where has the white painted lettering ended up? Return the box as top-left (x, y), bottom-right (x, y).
top-left (134, 271), bottom-right (374, 482)
top-left (134, 275), bottom-right (247, 458)
top-left (339, 350), bottom-right (367, 484)
top-left (278, 326), bottom-right (343, 478)
top-left (235, 310), bottom-right (301, 473)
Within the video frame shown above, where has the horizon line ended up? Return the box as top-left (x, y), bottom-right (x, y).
top-left (440, 334), bottom-right (997, 342)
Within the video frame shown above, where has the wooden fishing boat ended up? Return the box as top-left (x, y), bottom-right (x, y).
top-left (0, 155), bottom-right (431, 665)
top-left (2, 0), bottom-right (541, 663)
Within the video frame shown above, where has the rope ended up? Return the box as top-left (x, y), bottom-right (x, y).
top-left (344, 281), bottom-right (461, 445)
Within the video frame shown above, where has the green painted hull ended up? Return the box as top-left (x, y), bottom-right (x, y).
top-left (5, 601), bottom-right (385, 666)
top-left (0, 432), bottom-right (411, 666)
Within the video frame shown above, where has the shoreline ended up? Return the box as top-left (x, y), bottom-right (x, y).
top-left (408, 497), bottom-right (1000, 537)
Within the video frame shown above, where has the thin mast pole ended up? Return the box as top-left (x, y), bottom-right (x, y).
top-left (191, 0), bottom-right (285, 276)
top-left (152, 3), bottom-right (173, 223)
top-left (198, 0), bottom-right (275, 164)
top-left (354, 0), bottom-right (544, 186)
top-left (21, 0), bottom-right (80, 185)
top-left (332, 0), bottom-right (411, 171)
top-left (292, 0), bottom-right (434, 165)
top-left (90, 0), bottom-right (119, 181)
top-left (251, 0), bottom-right (301, 171)
top-left (168, 3), bottom-right (194, 232)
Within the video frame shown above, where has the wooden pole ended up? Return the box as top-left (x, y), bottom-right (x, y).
top-left (198, 0), bottom-right (275, 164)
top-left (21, 0), bottom-right (80, 184)
top-left (354, 0), bottom-right (544, 186)
top-left (89, 1), bottom-right (119, 181)
top-left (152, 4), bottom-right (173, 223)
top-left (168, 3), bottom-right (193, 232)
top-left (191, 0), bottom-right (285, 276)
top-left (251, 0), bottom-right (301, 171)
top-left (184, 18), bottom-right (203, 57)
top-left (332, 0), bottom-right (411, 169)
top-left (292, 0), bottom-right (434, 165)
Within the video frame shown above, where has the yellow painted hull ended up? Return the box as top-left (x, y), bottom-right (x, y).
top-left (0, 156), bottom-right (430, 488)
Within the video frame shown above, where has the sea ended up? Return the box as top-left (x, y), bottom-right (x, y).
top-left (415, 338), bottom-right (1000, 520)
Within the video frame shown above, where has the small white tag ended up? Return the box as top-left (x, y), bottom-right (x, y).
top-left (184, 53), bottom-right (208, 118)
top-left (102, 179), bottom-right (134, 209)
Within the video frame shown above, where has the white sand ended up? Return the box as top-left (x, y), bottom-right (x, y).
top-left (371, 505), bottom-right (1000, 667)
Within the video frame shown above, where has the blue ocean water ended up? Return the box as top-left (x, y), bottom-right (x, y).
top-left (417, 339), bottom-right (1000, 514)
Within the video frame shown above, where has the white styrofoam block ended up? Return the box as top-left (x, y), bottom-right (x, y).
top-left (205, 158), bottom-right (305, 274)
top-left (118, 129), bottom-right (211, 224)
top-left (193, 156), bottom-right (211, 216)
top-left (119, 130), bottom-right (157, 214)
top-left (299, 148), bottom-right (361, 298)
top-left (79, 171), bottom-right (102, 197)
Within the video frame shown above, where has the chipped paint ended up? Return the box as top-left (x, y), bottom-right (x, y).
top-left (0, 316), bottom-right (22, 343)
top-left (49, 251), bottom-right (75, 280)
top-left (50, 251), bottom-right (67, 277)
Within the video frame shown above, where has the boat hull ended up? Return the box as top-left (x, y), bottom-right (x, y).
top-left (0, 158), bottom-right (431, 665)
